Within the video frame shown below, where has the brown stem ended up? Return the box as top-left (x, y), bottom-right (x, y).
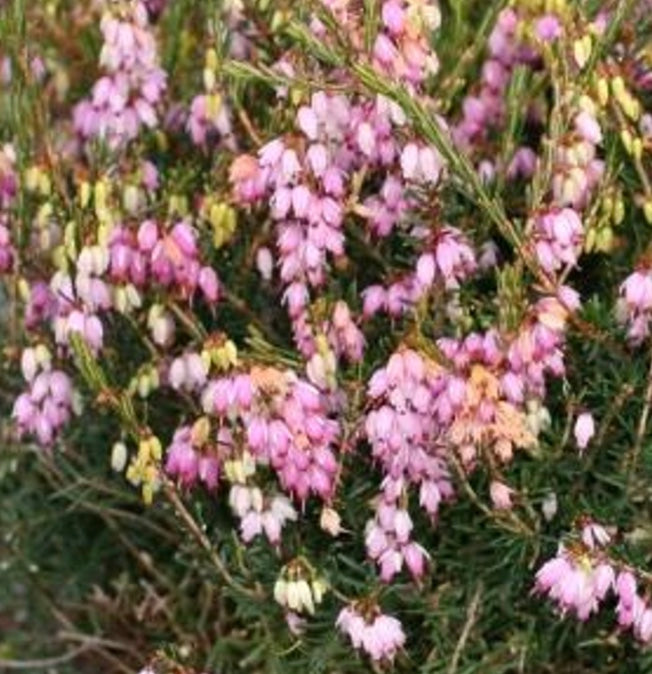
top-left (163, 483), bottom-right (265, 600)
top-left (447, 582), bottom-right (484, 674)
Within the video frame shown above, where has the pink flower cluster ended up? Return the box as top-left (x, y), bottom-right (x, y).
top-left (533, 208), bottom-right (584, 274)
top-left (454, 8), bottom-right (536, 152)
top-left (315, 0), bottom-right (441, 89)
top-left (231, 85), bottom-right (447, 354)
top-left (187, 93), bottom-right (232, 147)
top-left (0, 143), bottom-right (17, 209)
top-left (618, 266), bottom-right (652, 344)
top-left (229, 485), bottom-right (297, 545)
top-left (365, 348), bottom-right (454, 521)
top-left (327, 301), bottom-right (365, 363)
top-left (73, 1), bottom-right (167, 148)
top-left (535, 545), bottom-right (615, 621)
top-left (12, 351), bottom-right (74, 446)
top-left (110, 219), bottom-right (220, 303)
top-left (372, 0), bottom-right (441, 87)
top-left (363, 173), bottom-right (410, 237)
top-left (50, 266), bottom-right (106, 354)
top-left (365, 502), bottom-right (428, 581)
top-left (0, 145), bottom-right (17, 273)
top-left (552, 107), bottom-right (604, 210)
top-left (168, 352), bottom-right (208, 392)
top-left (535, 524), bottom-right (652, 642)
top-left (336, 604), bottom-right (406, 662)
top-left (24, 281), bottom-right (57, 331)
top-left (505, 287), bottom-right (579, 401)
top-left (361, 289), bottom-right (579, 579)
top-left (165, 424), bottom-right (224, 490)
top-left (616, 570), bottom-right (652, 642)
top-left (200, 367), bottom-right (340, 503)
top-left (0, 218), bottom-right (14, 273)
top-left (362, 226), bottom-right (477, 319)
top-left (415, 226), bottom-right (477, 290)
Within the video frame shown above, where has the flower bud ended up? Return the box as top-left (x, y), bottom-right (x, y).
top-left (123, 184), bottom-right (141, 214)
top-left (620, 129), bottom-right (633, 154)
top-left (320, 507), bottom-right (342, 537)
top-left (256, 247), bottom-right (274, 281)
top-left (541, 491), bottom-right (558, 521)
top-left (595, 226), bottom-right (613, 252)
top-left (203, 67), bottom-right (216, 92)
top-left (137, 371), bottom-right (152, 398)
top-left (191, 416), bottom-right (211, 446)
top-left (573, 35), bottom-right (591, 69)
top-left (574, 411), bottom-right (595, 452)
top-left (274, 578), bottom-right (288, 606)
top-left (79, 180), bottom-right (91, 208)
top-left (611, 76), bottom-right (626, 103)
top-left (613, 196), bottom-right (625, 225)
top-left (596, 77), bottom-right (609, 107)
top-left (111, 441), bottom-right (128, 472)
top-left (21, 348), bottom-right (38, 382)
top-left (644, 201), bottom-right (652, 225)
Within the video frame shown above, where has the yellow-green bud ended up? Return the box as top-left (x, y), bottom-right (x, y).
top-left (18, 277), bottom-right (30, 301)
top-left (25, 166), bottom-right (40, 192)
top-left (573, 35), bottom-right (592, 69)
top-left (621, 129), bottom-right (633, 154)
top-left (137, 372), bottom-right (151, 398)
top-left (596, 226), bottom-right (614, 252)
top-left (611, 76), bottom-right (626, 101)
top-left (613, 196), bottom-right (625, 225)
top-left (79, 180), bottom-right (91, 209)
top-left (205, 47), bottom-right (219, 72)
top-left (39, 173), bottom-right (51, 196)
top-left (644, 201), bottom-right (652, 225)
top-left (123, 184), bottom-right (141, 214)
top-left (203, 67), bottom-right (216, 92)
top-left (206, 93), bottom-right (222, 121)
top-left (191, 416), bottom-right (211, 445)
top-left (596, 78), bottom-right (609, 107)
top-left (585, 226), bottom-right (597, 252)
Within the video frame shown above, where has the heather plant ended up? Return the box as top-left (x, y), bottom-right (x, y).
top-left (2, 0), bottom-right (652, 673)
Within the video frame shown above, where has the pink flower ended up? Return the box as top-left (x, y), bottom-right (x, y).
top-left (535, 15), bottom-right (562, 42)
top-left (13, 369), bottom-right (75, 447)
top-left (534, 546), bottom-right (613, 621)
top-left (581, 521), bottom-right (612, 549)
top-left (381, 1), bottom-right (405, 35)
top-left (533, 208), bottom-right (583, 273)
top-left (337, 605), bottom-right (405, 661)
top-left (489, 480), bottom-right (514, 509)
top-left (618, 267), bottom-right (652, 343)
top-left (74, 2), bottom-right (167, 148)
top-left (256, 247), bottom-right (274, 281)
top-left (575, 111), bottom-right (602, 145)
top-left (574, 412), bottom-right (595, 451)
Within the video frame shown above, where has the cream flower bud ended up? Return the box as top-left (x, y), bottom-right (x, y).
top-left (320, 507), bottom-right (342, 537)
top-left (111, 441), bottom-right (128, 472)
